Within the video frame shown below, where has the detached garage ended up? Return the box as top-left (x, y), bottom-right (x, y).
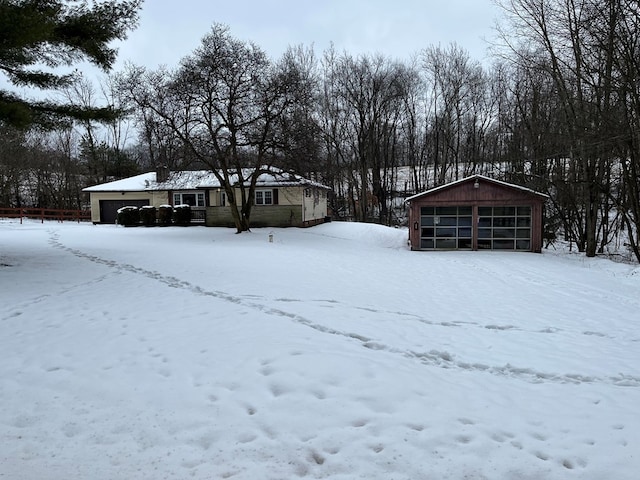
top-left (406, 175), bottom-right (548, 252)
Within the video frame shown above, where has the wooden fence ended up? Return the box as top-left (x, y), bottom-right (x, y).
top-left (0, 207), bottom-right (91, 224)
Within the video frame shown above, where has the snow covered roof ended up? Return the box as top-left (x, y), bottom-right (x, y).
top-left (82, 172), bottom-right (157, 192)
top-left (83, 168), bottom-right (330, 192)
top-left (405, 174), bottom-right (549, 202)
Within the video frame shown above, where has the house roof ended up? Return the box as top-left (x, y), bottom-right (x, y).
top-left (82, 172), bottom-right (157, 192)
top-left (405, 174), bottom-right (549, 202)
top-left (83, 168), bottom-right (330, 192)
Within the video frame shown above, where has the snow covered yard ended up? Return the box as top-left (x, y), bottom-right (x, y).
top-left (1, 219), bottom-right (639, 480)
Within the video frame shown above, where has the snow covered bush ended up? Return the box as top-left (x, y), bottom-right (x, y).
top-left (158, 205), bottom-right (173, 226)
top-left (116, 206), bottom-right (140, 226)
top-left (139, 205), bottom-right (157, 226)
top-left (173, 204), bottom-right (191, 226)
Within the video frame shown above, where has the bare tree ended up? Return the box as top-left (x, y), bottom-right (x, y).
top-left (496, 0), bottom-right (623, 256)
top-left (119, 24), bottom-right (311, 232)
top-left (62, 76), bottom-right (139, 184)
top-left (422, 44), bottom-right (491, 184)
top-left (319, 52), bottom-right (411, 222)
top-left (596, 0), bottom-right (640, 262)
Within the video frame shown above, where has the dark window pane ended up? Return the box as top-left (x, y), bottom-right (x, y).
top-left (516, 239), bottom-right (531, 250)
top-left (421, 239), bottom-right (434, 249)
top-left (421, 217), bottom-right (434, 226)
top-left (182, 193), bottom-right (196, 206)
top-left (421, 206), bottom-right (434, 215)
top-left (458, 238), bottom-right (472, 249)
top-left (478, 207), bottom-right (492, 216)
top-left (458, 227), bottom-right (472, 238)
top-left (421, 228), bottom-right (434, 237)
top-left (494, 217), bottom-right (516, 227)
top-left (436, 206), bottom-right (458, 215)
top-left (458, 216), bottom-right (472, 226)
top-left (518, 206), bottom-right (531, 216)
top-left (516, 228), bottom-right (531, 238)
top-left (436, 227), bottom-right (457, 238)
top-left (517, 217), bottom-right (531, 227)
top-left (493, 239), bottom-right (515, 249)
top-left (494, 228), bottom-right (516, 239)
top-left (478, 239), bottom-right (492, 249)
top-left (436, 239), bottom-right (456, 249)
top-left (478, 228), bottom-right (492, 239)
top-left (494, 206), bottom-right (515, 216)
top-left (478, 218), bottom-right (491, 227)
top-left (439, 216), bottom-right (458, 226)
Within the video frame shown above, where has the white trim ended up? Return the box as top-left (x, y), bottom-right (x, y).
top-left (173, 191), bottom-right (205, 207)
top-left (255, 189), bottom-right (273, 205)
top-left (405, 175), bottom-right (549, 203)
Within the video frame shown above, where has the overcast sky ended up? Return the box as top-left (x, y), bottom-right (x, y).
top-left (112, 0), bottom-right (504, 71)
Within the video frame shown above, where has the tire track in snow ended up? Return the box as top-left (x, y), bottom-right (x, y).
top-left (48, 230), bottom-right (640, 388)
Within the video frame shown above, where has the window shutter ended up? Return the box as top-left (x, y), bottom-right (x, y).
top-left (272, 189), bottom-right (279, 205)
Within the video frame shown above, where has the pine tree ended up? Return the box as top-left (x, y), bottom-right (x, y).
top-left (0, 0), bottom-right (142, 128)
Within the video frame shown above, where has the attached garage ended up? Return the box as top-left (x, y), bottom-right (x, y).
top-left (83, 172), bottom-right (164, 224)
top-left (406, 175), bottom-right (548, 252)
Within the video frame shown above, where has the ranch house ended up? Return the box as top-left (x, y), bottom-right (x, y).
top-left (83, 168), bottom-right (330, 228)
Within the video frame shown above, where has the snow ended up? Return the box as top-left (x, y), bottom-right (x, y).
top-left (82, 168), bottom-right (330, 193)
top-left (1, 219), bottom-right (639, 480)
top-left (82, 172), bottom-right (157, 192)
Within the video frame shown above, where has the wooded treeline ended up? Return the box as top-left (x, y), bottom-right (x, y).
top-left (1, 0), bottom-right (639, 260)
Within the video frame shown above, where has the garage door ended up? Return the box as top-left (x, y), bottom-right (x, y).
top-left (420, 205), bottom-right (532, 250)
top-left (99, 199), bottom-right (150, 223)
top-left (420, 206), bottom-right (472, 249)
top-left (478, 206), bottom-right (531, 250)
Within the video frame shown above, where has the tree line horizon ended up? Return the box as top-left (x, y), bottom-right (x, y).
top-left (1, 0), bottom-right (639, 260)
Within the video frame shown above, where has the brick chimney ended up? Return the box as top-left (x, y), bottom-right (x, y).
top-left (156, 165), bottom-right (169, 183)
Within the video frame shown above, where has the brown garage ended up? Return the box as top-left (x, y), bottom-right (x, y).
top-left (406, 175), bottom-right (548, 252)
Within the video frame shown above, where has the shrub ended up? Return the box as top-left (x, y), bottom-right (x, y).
top-left (116, 206), bottom-right (140, 226)
top-left (139, 205), bottom-right (157, 226)
top-left (173, 204), bottom-right (191, 226)
top-left (158, 205), bottom-right (173, 226)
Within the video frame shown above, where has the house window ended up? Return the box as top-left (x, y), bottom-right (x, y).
top-left (255, 189), bottom-right (278, 205)
top-left (173, 192), bottom-right (205, 207)
top-left (220, 191), bottom-right (226, 206)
